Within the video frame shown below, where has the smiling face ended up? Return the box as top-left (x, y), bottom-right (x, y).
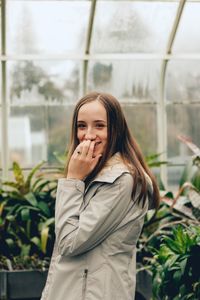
top-left (77, 100), bottom-right (108, 157)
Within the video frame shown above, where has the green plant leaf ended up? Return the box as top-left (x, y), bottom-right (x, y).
top-left (20, 244), bottom-right (31, 256)
top-left (165, 254), bottom-right (179, 269)
top-left (41, 227), bottom-right (49, 253)
top-left (24, 192), bottom-right (38, 207)
top-left (173, 269), bottom-right (182, 284)
top-left (15, 205), bottom-right (40, 217)
top-left (0, 202), bottom-right (5, 216)
top-left (25, 161), bottom-right (45, 191)
top-left (31, 236), bottom-right (41, 247)
top-left (6, 215), bottom-right (15, 222)
top-left (191, 169), bottom-right (200, 192)
top-left (2, 181), bottom-right (20, 189)
top-left (32, 177), bottom-right (46, 191)
top-left (163, 236), bottom-right (182, 254)
top-left (13, 161), bottom-right (25, 186)
top-left (5, 238), bottom-right (15, 248)
top-left (157, 245), bottom-right (174, 263)
top-left (34, 180), bottom-right (52, 193)
top-left (21, 208), bottom-right (30, 221)
top-left (179, 257), bottom-right (188, 275)
top-left (39, 218), bottom-right (55, 231)
top-left (37, 201), bottom-right (50, 217)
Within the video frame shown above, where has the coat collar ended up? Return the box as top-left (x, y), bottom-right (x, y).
top-left (91, 153), bottom-right (130, 184)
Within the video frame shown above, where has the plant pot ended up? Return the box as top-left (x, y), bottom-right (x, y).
top-left (0, 268), bottom-right (151, 300)
top-left (0, 270), bottom-right (47, 300)
top-left (136, 269), bottom-right (152, 300)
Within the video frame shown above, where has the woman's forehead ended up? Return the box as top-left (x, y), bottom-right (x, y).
top-left (77, 101), bottom-right (107, 121)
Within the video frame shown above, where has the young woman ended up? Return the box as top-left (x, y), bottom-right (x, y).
top-left (41, 92), bottom-right (160, 300)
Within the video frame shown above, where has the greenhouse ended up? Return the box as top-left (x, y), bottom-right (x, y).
top-left (0, 1), bottom-right (200, 300)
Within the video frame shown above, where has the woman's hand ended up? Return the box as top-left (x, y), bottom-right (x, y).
top-left (66, 140), bottom-right (102, 180)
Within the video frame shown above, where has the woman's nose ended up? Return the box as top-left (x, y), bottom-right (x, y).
top-left (84, 127), bottom-right (96, 141)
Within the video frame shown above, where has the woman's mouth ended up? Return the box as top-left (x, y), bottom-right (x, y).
top-left (94, 141), bottom-right (102, 149)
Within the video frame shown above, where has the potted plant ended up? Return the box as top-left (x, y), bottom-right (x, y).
top-left (0, 161), bottom-right (57, 300)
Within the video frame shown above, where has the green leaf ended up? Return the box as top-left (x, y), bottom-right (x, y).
top-left (20, 244), bottom-right (31, 256)
top-left (37, 201), bottom-right (50, 216)
top-left (173, 269), bottom-right (182, 283)
top-left (39, 217), bottom-right (55, 231)
top-left (165, 255), bottom-right (179, 269)
top-left (0, 202), bottom-right (5, 216)
top-left (2, 181), bottom-right (19, 189)
top-left (6, 238), bottom-right (15, 248)
top-left (34, 180), bottom-right (52, 193)
top-left (6, 215), bottom-right (15, 221)
top-left (15, 205), bottom-right (40, 217)
top-left (31, 236), bottom-right (41, 247)
top-left (13, 161), bottom-right (25, 186)
top-left (32, 177), bottom-right (46, 191)
top-left (41, 227), bottom-right (49, 253)
top-left (145, 153), bottom-right (168, 168)
top-left (24, 192), bottom-right (38, 206)
top-left (25, 161), bottom-right (45, 191)
top-left (157, 245), bottom-right (174, 263)
top-left (21, 208), bottom-right (30, 221)
top-left (163, 236), bottom-right (182, 254)
top-left (179, 257), bottom-right (188, 275)
top-left (191, 169), bottom-right (200, 192)
top-left (163, 191), bottom-right (174, 199)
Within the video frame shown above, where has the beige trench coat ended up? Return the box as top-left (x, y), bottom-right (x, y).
top-left (41, 154), bottom-right (153, 300)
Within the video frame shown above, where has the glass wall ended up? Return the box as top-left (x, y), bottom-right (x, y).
top-left (1, 0), bottom-right (200, 188)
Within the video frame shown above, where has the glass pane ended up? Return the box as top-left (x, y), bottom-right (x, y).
top-left (8, 105), bottom-right (75, 168)
top-left (88, 60), bottom-right (160, 102)
top-left (122, 104), bottom-right (157, 156)
top-left (8, 103), bottom-right (157, 168)
top-left (167, 104), bottom-right (200, 163)
top-left (166, 60), bottom-right (200, 102)
top-left (7, 0), bottom-right (90, 55)
top-left (168, 165), bottom-right (185, 190)
top-left (8, 61), bottom-right (81, 105)
top-left (173, 3), bottom-right (200, 53)
top-left (92, 1), bottom-right (178, 53)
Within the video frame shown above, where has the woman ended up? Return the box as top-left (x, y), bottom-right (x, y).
top-left (41, 92), bottom-right (160, 300)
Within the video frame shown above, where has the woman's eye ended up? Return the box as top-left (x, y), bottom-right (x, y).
top-left (96, 124), bottom-right (105, 128)
top-left (77, 124), bottom-right (86, 128)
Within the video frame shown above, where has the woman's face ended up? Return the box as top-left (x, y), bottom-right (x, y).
top-left (77, 101), bottom-right (108, 157)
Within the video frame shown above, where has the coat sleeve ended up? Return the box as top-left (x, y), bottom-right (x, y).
top-left (55, 173), bottom-right (136, 257)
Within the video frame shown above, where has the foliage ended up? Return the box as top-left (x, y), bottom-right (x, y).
top-left (0, 255), bottom-right (49, 271)
top-left (10, 61), bottom-right (65, 102)
top-left (177, 135), bottom-right (200, 193)
top-left (137, 136), bottom-right (200, 299)
top-left (151, 225), bottom-right (200, 300)
top-left (0, 161), bottom-right (57, 269)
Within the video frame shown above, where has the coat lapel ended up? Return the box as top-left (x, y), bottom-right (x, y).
top-left (85, 153), bottom-right (130, 194)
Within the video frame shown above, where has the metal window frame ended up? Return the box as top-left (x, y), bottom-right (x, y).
top-left (158, 0), bottom-right (186, 186)
top-left (1, 0), bottom-right (9, 179)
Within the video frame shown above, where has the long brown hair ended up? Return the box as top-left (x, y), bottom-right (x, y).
top-left (65, 92), bottom-right (160, 209)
